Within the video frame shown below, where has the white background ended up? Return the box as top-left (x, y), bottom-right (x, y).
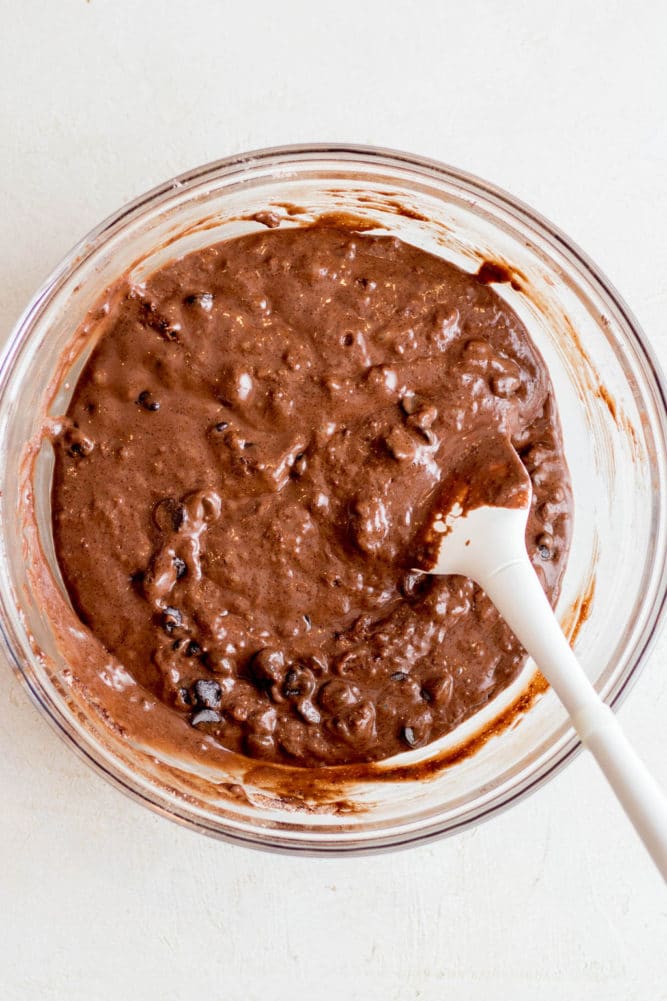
top-left (1, 1), bottom-right (666, 998)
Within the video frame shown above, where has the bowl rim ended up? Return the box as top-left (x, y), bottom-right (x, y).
top-left (2, 142), bottom-right (667, 855)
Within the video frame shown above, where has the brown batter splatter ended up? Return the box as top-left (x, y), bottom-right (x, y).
top-left (597, 384), bottom-right (618, 424)
top-left (475, 260), bottom-right (523, 292)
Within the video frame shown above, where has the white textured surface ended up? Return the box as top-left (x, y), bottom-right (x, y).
top-left (1, 1), bottom-right (666, 998)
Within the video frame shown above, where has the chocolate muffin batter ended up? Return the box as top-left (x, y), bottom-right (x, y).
top-left (51, 224), bottom-right (572, 767)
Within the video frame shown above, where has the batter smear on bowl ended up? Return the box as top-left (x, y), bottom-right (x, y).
top-left (51, 223), bottom-right (572, 766)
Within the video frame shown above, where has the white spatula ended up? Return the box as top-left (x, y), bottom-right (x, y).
top-left (416, 432), bottom-right (667, 880)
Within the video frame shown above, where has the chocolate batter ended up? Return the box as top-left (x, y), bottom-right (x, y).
top-left (51, 224), bottom-right (572, 767)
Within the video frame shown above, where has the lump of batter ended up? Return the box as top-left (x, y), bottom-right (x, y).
top-left (51, 224), bottom-right (572, 767)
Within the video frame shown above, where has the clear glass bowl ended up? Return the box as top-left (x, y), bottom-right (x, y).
top-left (1, 144), bottom-right (666, 854)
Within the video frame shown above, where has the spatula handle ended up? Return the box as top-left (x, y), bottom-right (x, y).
top-left (482, 557), bottom-right (667, 882)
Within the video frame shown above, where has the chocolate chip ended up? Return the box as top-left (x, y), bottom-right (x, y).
top-left (190, 708), bottom-right (221, 727)
top-left (66, 434), bottom-right (94, 458)
top-left (283, 665), bottom-right (316, 699)
top-left (136, 390), bottom-right (160, 412)
top-left (185, 640), bottom-right (202, 658)
top-left (391, 671), bottom-right (408, 682)
top-left (192, 679), bottom-right (222, 710)
top-left (185, 292), bottom-right (214, 311)
top-left (342, 333), bottom-right (354, 347)
top-left (402, 726), bottom-right (418, 747)
top-left (283, 669), bottom-right (301, 697)
top-left (137, 297), bottom-right (181, 341)
top-left (173, 556), bottom-right (187, 579)
top-left (162, 606), bottom-right (182, 633)
top-left (303, 614), bottom-right (312, 630)
top-left (537, 532), bottom-right (554, 560)
top-left (213, 421), bottom-right (229, 433)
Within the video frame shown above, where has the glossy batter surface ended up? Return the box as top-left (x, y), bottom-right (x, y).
top-left (52, 225), bottom-right (572, 766)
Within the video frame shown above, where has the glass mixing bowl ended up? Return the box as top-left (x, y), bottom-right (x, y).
top-left (1, 144), bottom-right (666, 854)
